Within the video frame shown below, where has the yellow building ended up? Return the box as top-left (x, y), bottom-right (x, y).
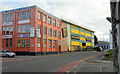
top-left (71, 25), bottom-right (80, 51)
top-left (62, 20), bottom-right (94, 52)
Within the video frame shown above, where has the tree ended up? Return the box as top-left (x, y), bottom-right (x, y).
top-left (94, 35), bottom-right (98, 45)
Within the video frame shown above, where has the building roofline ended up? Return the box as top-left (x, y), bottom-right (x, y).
top-left (0, 5), bottom-right (35, 14)
top-left (36, 6), bottom-right (60, 20)
top-left (62, 19), bottom-right (95, 33)
top-left (0, 5), bottom-right (60, 20)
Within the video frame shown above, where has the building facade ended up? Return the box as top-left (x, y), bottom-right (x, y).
top-left (109, 1), bottom-right (120, 73)
top-left (62, 20), bottom-right (94, 52)
top-left (0, 5), bottom-right (62, 55)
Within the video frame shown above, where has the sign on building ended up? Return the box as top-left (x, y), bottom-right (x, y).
top-left (3, 22), bottom-right (12, 26)
top-left (18, 34), bottom-right (29, 37)
top-left (62, 28), bottom-right (67, 37)
top-left (30, 27), bottom-right (35, 37)
top-left (71, 35), bottom-right (80, 40)
top-left (67, 24), bottom-right (71, 46)
top-left (18, 19), bottom-right (29, 24)
top-left (2, 35), bottom-right (12, 38)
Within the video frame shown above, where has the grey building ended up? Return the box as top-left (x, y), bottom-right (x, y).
top-left (96, 41), bottom-right (110, 50)
top-left (107, 1), bottom-right (120, 73)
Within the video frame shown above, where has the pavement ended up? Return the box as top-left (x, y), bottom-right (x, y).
top-left (68, 53), bottom-right (115, 72)
top-left (1, 50), bottom-right (116, 73)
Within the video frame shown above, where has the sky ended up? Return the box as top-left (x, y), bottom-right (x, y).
top-left (0, 0), bottom-right (111, 42)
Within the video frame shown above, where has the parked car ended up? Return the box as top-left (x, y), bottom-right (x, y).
top-left (0, 50), bottom-right (16, 58)
top-left (94, 47), bottom-right (103, 52)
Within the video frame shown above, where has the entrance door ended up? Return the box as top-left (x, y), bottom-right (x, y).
top-left (43, 44), bottom-right (46, 54)
top-left (58, 46), bottom-right (61, 53)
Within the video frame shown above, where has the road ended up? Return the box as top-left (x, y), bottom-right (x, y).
top-left (2, 51), bottom-right (103, 72)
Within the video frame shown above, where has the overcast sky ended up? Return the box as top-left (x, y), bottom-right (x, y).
top-left (0, 0), bottom-right (111, 42)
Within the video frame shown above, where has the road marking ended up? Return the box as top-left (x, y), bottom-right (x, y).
top-left (55, 55), bottom-right (99, 72)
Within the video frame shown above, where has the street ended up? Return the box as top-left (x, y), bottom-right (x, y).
top-left (1, 51), bottom-right (115, 73)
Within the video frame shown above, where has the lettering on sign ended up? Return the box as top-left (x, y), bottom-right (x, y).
top-left (71, 35), bottom-right (80, 40)
top-left (2, 35), bottom-right (12, 38)
top-left (85, 38), bottom-right (91, 42)
top-left (18, 34), bottom-right (29, 37)
top-left (3, 22), bottom-right (12, 26)
top-left (18, 19), bottom-right (29, 24)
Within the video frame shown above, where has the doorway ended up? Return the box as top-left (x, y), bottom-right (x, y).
top-left (58, 46), bottom-right (61, 53)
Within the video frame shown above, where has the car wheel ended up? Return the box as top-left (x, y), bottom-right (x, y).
top-left (6, 54), bottom-right (10, 58)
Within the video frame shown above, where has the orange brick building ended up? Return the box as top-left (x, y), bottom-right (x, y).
top-left (0, 5), bottom-right (62, 55)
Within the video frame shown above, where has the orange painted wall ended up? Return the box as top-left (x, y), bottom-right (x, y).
top-left (1, 5), bottom-right (62, 53)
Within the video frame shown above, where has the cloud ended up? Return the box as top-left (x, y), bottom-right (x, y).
top-left (0, 0), bottom-right (111, 42)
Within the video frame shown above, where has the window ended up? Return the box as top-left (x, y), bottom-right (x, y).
top-left (18, 12), bottom-right (21, 20)
top-left (6, 14), bottom-right (9, 21)
top-left (43, 14), bottom-right (46, 22)
top-left (6, 39), bottom-right (8, 47)
top-left (48, 28), bottom-right (52, 36)
top-left (53, 19), bottom-right (56, 26)
top-left (48, 40), bottom-right (52, 47)
top-left (2, 15), bottom-right (5, 22)
top-left (22, 11), bottom-right (26, 19)
top-left (43, 39), bottom-right (46, 43)
top-left (22, 38), bottom-right (25, 47)
top-left (37, 25), bottom-right (41, 29)
top-left (10, 26), bottom-right (13, 34)
top-left (48, 44), bottom-right (51, 48)
top-left (48, 39), bottom-right (52, 43)
top-left (27, 11), bottom-right (31, 19)
top-left (37, 38), bottom-right (41, 42)
top-left (26, 38), bottom-right (30, 47)
top-left (6, 27), bottom-right (9, 34)
top-left (53, 40), bottom-right (56, 48)
top-left (27, 24), bottom-right (30, 32)
top-left (57, 21), bottom-right (60, 27)
top-left (48, 17), bottom-right (51, 24)
top-left (22, 25), bottom-right (26, 33)
top-left (37, 11), bottom-right (41, 20)
top-left (10, 38), bottom-right (12, 47)
top-left (37, 25), bottom-right (41, 34)
top-left (18, 25), bottom-right (21, 33)
top-left (10, 13), bottom-right (14, 21)
top-left (53, 40), bottom-right (56, 43)
top-left (17, 39), bottom-right (21, 47)
top-left (43, 27), bottom-right (47, 35)
top-left (2, 27), bottom-right (5, 35)
top-left (58, 31), bottom-right (60, 38)
top-left (37, 43), bottom-right (41, 47)
top-left (53, 30), bottom-right (56, 37)
top-left (48, 39), bottom-right (52, 47)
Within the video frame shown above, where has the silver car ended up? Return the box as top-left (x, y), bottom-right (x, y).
top-left (0, 50), bottom-right (16, 58)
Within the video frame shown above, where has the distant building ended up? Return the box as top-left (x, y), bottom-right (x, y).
top-left (96, 41), bottom-right (110, 50)
top-left (109, 29), bottom-right (113, 49)
top-left (62, 19), bottom-right (95, 52)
